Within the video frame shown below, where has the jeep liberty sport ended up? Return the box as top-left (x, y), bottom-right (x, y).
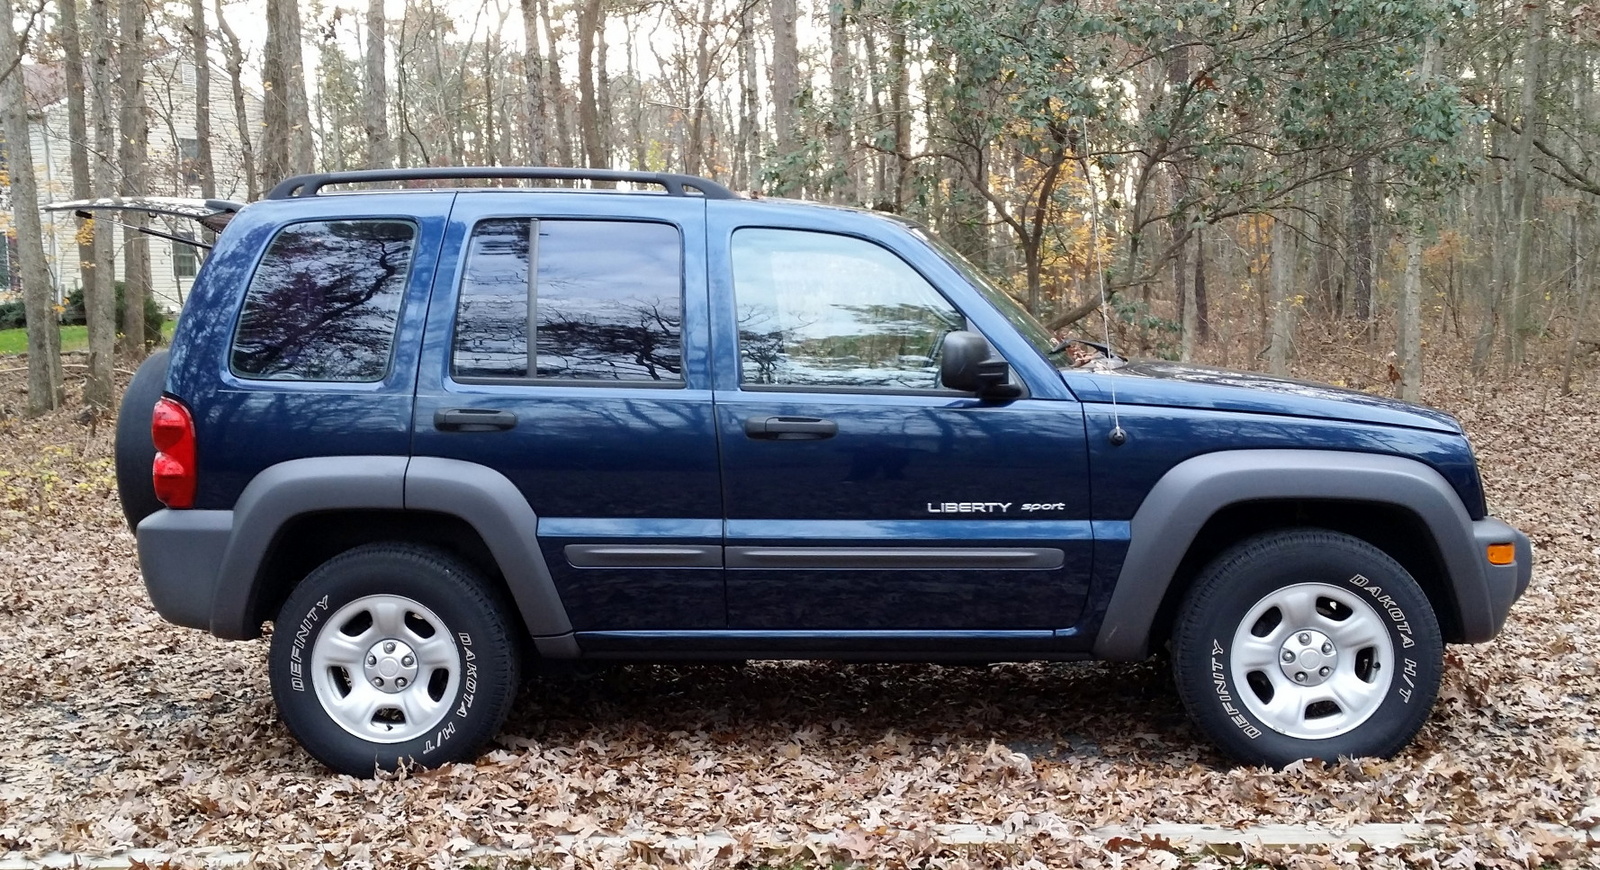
top-left (80, 168), bottom-right (1530, 777)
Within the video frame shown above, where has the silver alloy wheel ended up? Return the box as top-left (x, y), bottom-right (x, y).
top-left (309, 594), bottom-right (460, 744)
top-left (1229, 582), bottom-right (1394, 740)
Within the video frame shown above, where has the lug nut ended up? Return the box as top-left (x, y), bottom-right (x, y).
top-left (384, 641), bottom-right (396, 654)
top-left (1294, 672), bottom-right (1307, 683)
top-left (396, 677), bottom-right (408, 688)
top-left (1298, 633), bottom-right (1311, 645)
top-left (1321, 642), bottom-right (1333, 654)
top-left (373, 677), bottom-right (385, 687)
top-left (401, 655), bottom-right (414, 667)
top-left (1319, 666), bottom-right (1331, 677)
top-left (367, 655), bottom-right (377, 666)
top-left (1282, 651), bottom-right (1295, 663)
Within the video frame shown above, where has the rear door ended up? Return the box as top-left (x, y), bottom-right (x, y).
top-left (707, 209), bottom-right (1094, 634)
top-left (411, 193), bottom-right (723, 631)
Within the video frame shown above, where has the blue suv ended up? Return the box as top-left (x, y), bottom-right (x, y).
top-left (98, 168), bottom-right (1530, 776)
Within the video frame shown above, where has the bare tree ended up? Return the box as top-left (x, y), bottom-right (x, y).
top-left (262, 0), bottom-right (315, 186)
top-left (88, 0), bottom-right (116, 382)
top-left (117, 0), bottom-right (151, 358)
top-left (519, 0), bottom-right (548, 163)
top-left (189, 0), bottom-right (216, 197)
top-left (364, 0), bottom-right (391, 168)
top-left (1, 0), bottom-right (63, 412)
top-left (768, 0), bottom-right (799, 192)
top-left (215, 0), bottom-right (258, 199)
top-left (59, 0), bottom-right (113, 407)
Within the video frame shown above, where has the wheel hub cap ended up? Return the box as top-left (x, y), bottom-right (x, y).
top-left (1279, 629), bottom-right (1336, 686)
top-left (363, 638), bottom-right (419, 693)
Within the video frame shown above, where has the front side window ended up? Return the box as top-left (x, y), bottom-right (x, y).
top-left (451, 219), bottom-right (683, 382)
top-left (732, 228), bottom-right (963, 390)
top-left (230, 219), bottom-right (415, 382)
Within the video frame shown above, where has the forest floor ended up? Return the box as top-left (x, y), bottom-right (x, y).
top-left (0, 343), bottom-right (1597, 869)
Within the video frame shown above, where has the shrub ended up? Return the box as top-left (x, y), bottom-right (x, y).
top-left (0, 299), bottom-right (25, 330)
top-left (61, 282), bottom-right (167, 347)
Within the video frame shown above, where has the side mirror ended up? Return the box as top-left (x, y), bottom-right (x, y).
top-left (940, 331), bottom-right (1021, 398)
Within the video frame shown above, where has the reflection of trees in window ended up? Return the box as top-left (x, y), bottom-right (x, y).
top-left (230, 220), bottom-right (415, 382)
top-left (737, 300), bottom-right (959, 389)
top-left (452, 218), bottom-right (684, 382)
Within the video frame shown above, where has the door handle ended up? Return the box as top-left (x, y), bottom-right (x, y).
top-left (434, 408), bottom-right (518, 432)
top-left (744, 416), bottom-right (838, 440)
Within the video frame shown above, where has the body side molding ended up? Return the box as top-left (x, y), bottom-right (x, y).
top-left (1092, 449), bottom-right (1494, 661)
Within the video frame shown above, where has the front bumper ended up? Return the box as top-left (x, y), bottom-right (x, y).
top-left (1469, 516), bottom-right (1533, 641)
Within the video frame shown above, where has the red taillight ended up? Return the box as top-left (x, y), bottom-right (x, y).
top-left (151, 397), bottom-right (196, 509)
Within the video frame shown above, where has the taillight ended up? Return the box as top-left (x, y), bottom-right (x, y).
top-left (151, 397), bottom-right (196, 509)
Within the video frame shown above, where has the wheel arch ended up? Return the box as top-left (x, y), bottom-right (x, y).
top-left (1092, 449), bottom-right (1489, 661)
top-left (211, 456), bottom-right (575, 654)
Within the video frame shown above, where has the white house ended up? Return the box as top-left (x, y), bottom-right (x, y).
top-left (2, 54), bottom-right (263, 312)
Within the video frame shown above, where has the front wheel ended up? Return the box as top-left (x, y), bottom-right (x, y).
top-left (1172, 529), bottom-right (1443, 766)
top-left (268, 544), bottom-right (522, 776)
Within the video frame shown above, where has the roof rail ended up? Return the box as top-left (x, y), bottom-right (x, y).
top-left (265, 167), bottom-right (738, 200)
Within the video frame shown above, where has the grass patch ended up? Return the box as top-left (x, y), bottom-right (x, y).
top-left (0, 320), bottom-right (176, 355)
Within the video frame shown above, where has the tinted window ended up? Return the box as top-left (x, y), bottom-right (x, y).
top-left (452, 219), bottom-right (683, 382)
top-left (230, 220), bottom-right (415, 382)
top-left (732, 228), bottom-right (963, 389)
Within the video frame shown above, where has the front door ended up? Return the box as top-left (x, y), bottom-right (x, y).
top-left (710, 223), bottom-right (1094, 632)
top-left (412, 193), bottom-right (723, 631)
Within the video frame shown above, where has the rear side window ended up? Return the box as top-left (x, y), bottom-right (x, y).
top-left (451, 219), bottom-right (683, 383)
top-left (230, 219), bottom-right (416, 382)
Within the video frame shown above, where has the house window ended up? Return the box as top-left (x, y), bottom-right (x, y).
top-left (179, 138), bottom-right (202, 186)
top-left (172, 237), bottom-right (198, 279)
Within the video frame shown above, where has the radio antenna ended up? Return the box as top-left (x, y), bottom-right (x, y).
top-left (1079, 117), bottom-right (1126, 446)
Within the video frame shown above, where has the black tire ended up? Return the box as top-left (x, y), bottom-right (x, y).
top-left (114, 349), bottom-right (170, 530)
top-left (1171, 529), bottom-right (1443, 767)
top-left (268, 544), bottom-right (523, 777)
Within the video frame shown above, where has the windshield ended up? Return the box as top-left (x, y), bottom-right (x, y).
top-left (909, 227), bottom-right (1058, 360)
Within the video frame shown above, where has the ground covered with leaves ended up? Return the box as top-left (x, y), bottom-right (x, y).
top-left (0, 350), bottom-right (1597, 869)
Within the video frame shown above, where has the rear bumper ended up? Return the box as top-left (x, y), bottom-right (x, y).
top-left (136, 509), bottom-right (233, 633)
top-left (1467, 516), bottom-right (1532, 642)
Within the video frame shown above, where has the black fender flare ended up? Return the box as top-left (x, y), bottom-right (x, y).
top-left (208, 456), bottom-right (573, 648)
top-left (1091, 449), bottom-right (1493, 661)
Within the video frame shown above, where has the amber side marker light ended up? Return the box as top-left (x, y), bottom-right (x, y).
top-left (1486, 543), bottom-right (1516, 566)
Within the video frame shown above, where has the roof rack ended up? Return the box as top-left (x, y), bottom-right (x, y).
top-left (265, 167), bottom-right (737, 200)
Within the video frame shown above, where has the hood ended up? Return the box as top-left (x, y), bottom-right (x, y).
top-left (1062, 361), bottom-right (1462, 434)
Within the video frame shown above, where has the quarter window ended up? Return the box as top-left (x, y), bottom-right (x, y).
top-left (229, 219), bottom-right (415, 382)
top-left (451, 219), bottom-right (684, 382)
top-left (732, 228), bottom-right (963, 389)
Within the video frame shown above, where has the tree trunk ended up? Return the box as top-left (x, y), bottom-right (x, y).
top-left (215, 0), bottom-right (258, 199)
top-left (889, 22), bottom-right (911, 212)
top-left (364, 0), bottom-right (391, 168)
top-left (1, 0), bottom-right (63, 412)
top-left (519, 0), bottom-right (547, 164)
top-left (769, 0), bottom-right (799, 193)
top-left (1194, 225), bottom-right (1210, 342)
top-left (1509, 0), bottom-right (1546, 365)
top-left (186, 0), bottom-right (216, 198)
top-left (733, 6), bottom-right (756, 187)
top-left (576, 0), bottom-right (605, 168)
top-left (537, 0), bottom-right (573, 167)
top-left (828, 0), bottom-right (855, 204)
top-left (1348, 157), bottom-right (1374, 325)
top-left (61, 0), bottom-right (113, 407)
top-left (88, 0), bottom-right (117, 386)
top-left (117, 0), bottom-right (150, 359)
top-left (1267, 215), bottom-right (1294, 375)
top-left (262, 0), bottom-right (314, 186)
top-left (1397, 226), bottom-right (1425, 400)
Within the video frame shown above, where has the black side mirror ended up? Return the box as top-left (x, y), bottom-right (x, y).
top-left (940, 331), bottom-right (1021, 398)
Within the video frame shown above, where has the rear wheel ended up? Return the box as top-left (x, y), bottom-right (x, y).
top-left (268, 544), bottom-right (522, 776)
top-left (1172, 529), bottom-right (1443, 766)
